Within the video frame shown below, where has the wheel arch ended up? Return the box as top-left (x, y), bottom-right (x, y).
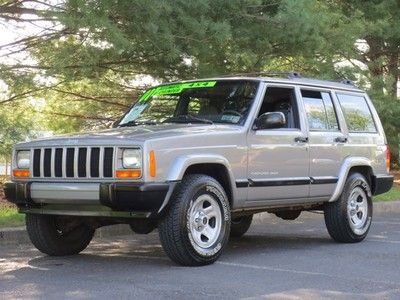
top-left (166, 155), bottom-right (236, 207)
top-left (329, 157), bottom-right (374, 202)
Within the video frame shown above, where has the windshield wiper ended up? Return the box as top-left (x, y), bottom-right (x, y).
top-left (118, 120), bottom-right (157, 127)
top-left (164, 115), bottom-right (213, 125)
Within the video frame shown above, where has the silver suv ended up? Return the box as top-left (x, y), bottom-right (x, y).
top-left (5, 74), bottom-right (394, 266)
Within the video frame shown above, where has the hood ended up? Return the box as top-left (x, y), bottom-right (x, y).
top-left (16, 123), bottom-right (242, 148)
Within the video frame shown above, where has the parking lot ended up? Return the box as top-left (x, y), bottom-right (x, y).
top-left (1, 211), bottom-right (400, 299)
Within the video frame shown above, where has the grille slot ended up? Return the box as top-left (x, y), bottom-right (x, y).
top-left (103, 147), bottom-right (113, 178)
top-left (31, 147), bottom-right (114, 179)
top-left (66, 148), bottom-right (75, 177)
top-left (55, 148), bottom-right (63, 177)
top-left (78, 148), bottom-right (87, 177)
top-left (33, 149), bottom-right (41, 177)
top-left (90, 148), bottom-right (100, 177)
top-left (43, 149), bottom-right (52, 177)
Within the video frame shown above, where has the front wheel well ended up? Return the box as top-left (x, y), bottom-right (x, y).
top-left (183, 163), bottom-right (233, 206)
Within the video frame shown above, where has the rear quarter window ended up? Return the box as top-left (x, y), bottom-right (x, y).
top-left (336, 93), bottom-right (377, 133)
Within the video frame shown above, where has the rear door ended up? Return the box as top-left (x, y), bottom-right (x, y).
top-left (299, 87), bottom-right (345, 198)
top-left (246, 84), bottom-right (310, 206)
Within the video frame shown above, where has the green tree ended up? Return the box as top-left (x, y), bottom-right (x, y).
top-left (329, 0), bottom-right (400, 166)
top-left (0, 0), bottom-right (398, 165)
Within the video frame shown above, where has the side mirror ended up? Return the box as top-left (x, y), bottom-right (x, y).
top-left (254, 112), bottom-right (286, 130)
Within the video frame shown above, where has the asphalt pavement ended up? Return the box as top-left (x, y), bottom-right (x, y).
top-left (1, 211), bottom-right (400, 299)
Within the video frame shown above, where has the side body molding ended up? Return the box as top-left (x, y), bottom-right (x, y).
top-left (166, 154), bottom-right (238, 200)
top-left (329, 157), bottom-right (373, 202)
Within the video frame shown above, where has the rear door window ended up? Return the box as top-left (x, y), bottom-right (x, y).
top-left (336, 93), bottom-right (376, 133)
top-left (301, 90), bottom-right (339, 131)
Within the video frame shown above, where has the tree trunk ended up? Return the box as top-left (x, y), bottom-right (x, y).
top-left (387, 48), bottom-right (399, 99)
top-left (5, 156), bottom-right (8, 176)
top-left (364, 37), bottom-right (385, 95)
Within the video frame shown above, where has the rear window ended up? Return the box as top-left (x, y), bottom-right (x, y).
top-left (336, 93), bottom-right (376, 133)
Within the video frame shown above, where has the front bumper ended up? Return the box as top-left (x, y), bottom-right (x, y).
top-left (4, 181), bottom-right (173, 216)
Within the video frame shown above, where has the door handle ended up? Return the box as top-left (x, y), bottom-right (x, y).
top-left (294, 136), bottom-right (308, 143)
top-left (334, 137), bottom-right (348, 143)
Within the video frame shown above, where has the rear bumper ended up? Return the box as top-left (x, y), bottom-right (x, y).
top-left (4, 181), bottom-right (173, 216)
top-left (372, 175), bottom-right (394, 196)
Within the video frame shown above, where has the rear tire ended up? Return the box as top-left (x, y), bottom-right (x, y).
top-left (158, 174), bottom-right (231, 266)
top-left (230, 215), bottom-right (253, 238)
top-left (324, 172), bottom-right (372, 243)
top-left (26, 214), bottom-right (94, 256)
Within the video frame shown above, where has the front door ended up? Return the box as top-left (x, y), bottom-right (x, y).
top-left (246, 85), bottom-right (310, 206)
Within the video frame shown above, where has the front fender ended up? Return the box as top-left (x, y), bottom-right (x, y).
top-left (166, 154), bottom-right (233, 181)
top-left (329, 157), bottom-right (373, 202)
top-left (165, 154), bottom-right (238, 202)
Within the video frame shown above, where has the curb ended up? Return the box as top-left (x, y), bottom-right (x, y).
top-left (1, 200), bottom-right (400, 245)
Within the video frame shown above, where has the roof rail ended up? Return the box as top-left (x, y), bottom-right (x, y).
top-left (218, 71), bottom-right (302, 79)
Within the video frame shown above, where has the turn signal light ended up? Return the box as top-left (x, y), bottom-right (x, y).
top-left (386, 144), bottom-right (391, 173)
top-left (13, 169), bottom-right (30, 178)
top-left (115, 169), bottom-right (141, 179)
top-left (149, 150), bottom-right (156, 177)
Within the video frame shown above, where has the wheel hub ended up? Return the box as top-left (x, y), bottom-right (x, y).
top-left (347, 186), bottom-right (369, 235)
top-left (188, 194), bottom-right (222, 249)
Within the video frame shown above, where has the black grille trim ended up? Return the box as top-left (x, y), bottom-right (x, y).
top-left (33, 149), bottom-right (41, 177)
top-left (78, 148), bottom-right (87, 177)
top-left (31, 146), bottom-right (114, 179)
top-left (66, 148), bottom-right (75, 177)
top-left (55, 148), bottom-right (63, 177)
top-left (103, 147), bottom-right (113, 178)
top-left (43, 149), bottom-right (52, 177)
top-left (90, 147), bottom-right (100, 177)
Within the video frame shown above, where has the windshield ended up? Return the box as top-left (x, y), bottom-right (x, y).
top-left (118, 80), bottom-right (259, 126)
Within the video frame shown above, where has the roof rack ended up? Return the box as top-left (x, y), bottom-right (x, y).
top-left (339, 79), bottom-right (355, 86)
top-left (218, 71), bottom-right (302, 79)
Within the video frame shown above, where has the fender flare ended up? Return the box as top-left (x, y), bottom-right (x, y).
top-left (162, 154), bottom-right (237, 203)
top-left (329, 157), bottom-right (373, 202)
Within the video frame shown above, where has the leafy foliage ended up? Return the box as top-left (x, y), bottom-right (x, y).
top-left (0, 0), bottom-right (399, 164)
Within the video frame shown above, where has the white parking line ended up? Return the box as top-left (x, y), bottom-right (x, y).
top-left (216, 261), bottom-right (325, 276)
top-left (373, 221), bottom-right (400, 225)
top-left (216, 260), bottom-right (400, 287)
top-left (369, 239), bottom-right (400, 244)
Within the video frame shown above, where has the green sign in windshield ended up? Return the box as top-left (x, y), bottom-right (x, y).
top-left (139, 81), bottom-right (217, 102)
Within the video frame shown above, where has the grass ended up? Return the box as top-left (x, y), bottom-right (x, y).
top-left (374, 186), bottom-right (400, 202)
top-left (0, 206), bottom-right (25, 228)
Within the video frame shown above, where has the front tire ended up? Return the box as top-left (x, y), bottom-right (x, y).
top-left (158, 174), bottom-right (231, 266)
top-left (324, 172), bottom-right (372, 243)
top-left (26, 214), bottom-right (94, 256)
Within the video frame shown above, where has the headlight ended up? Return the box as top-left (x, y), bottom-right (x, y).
top-left (16, 150), bottom-right (30, 169)
top-left (122, 148), bottom-right (142, 169)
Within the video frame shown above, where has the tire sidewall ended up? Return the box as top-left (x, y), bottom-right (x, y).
top-left (341, 173), bottom-right (373, 239)
top-left (180, 178), bottom-right (230, 262)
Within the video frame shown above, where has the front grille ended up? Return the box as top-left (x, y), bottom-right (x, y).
top-left (32, 147), bottom-right (114, 179)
